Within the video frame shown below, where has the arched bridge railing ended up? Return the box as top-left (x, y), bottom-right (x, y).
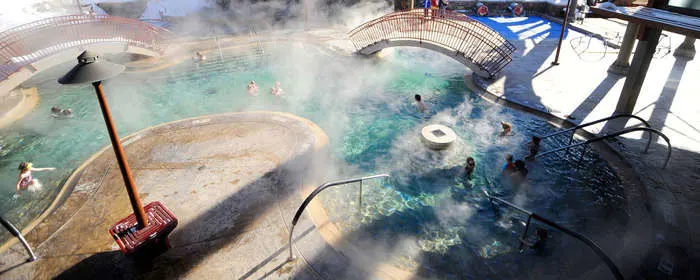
top-left (0, 15), bottom-right (173, 82)
top-left (348, 9), bottom-right (516, 78)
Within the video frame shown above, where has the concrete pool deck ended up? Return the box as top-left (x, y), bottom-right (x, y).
top-left (471, 17), bottom-right (700, 278)
top-left (0, 111), bottom-right (364, 279)
top-left (0, 18), bottom-right (698, 278)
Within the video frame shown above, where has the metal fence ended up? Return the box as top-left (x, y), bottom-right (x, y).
top-left (348, 9), bottom-right (516, 77)
top-left (0, 15), bottom-right (173, 82)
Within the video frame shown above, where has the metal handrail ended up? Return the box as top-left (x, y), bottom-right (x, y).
top-left (540, 114), bottom-right (652, 151)
top-left (537, 127), bottom-right (672, 169)
top-left (347, 9), bottom-right (516, 77)
top-left (1, 14), bottom-right (173, 82)
top-left (287, 174), bottom-right (390, 260)
top-left (0, 216), bottom-right (37, 262)
top-left (483, 191), bottom-right (623, 280)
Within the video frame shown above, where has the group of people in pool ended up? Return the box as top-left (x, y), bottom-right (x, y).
top-left (413, 94), bottom-right (542, 183)
top-left (51, 106), bottom-right (72, 118)
top-left (469, 125), bottom-right (541, 183)
top-left (247, 81), bottom-right (284, 97)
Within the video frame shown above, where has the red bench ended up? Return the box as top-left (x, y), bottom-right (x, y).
top-left (109, 201), bottom-right (178, 254)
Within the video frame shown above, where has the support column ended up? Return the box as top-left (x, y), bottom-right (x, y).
top-left (673, 36), bottom-right (696, 59)
top-left (608, 23), bottom-right (639, 75)
top-left (614, 27), bottom-right (662, 115)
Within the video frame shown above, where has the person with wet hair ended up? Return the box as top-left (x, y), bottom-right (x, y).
top-left (271, 81), bottom-right (284, 96)
top-left (511, 159), bottom-right (528, 183)
top-left (502, 153), bottom-right (515, 174)
top-left (526, 136), bottom-right (541, 160)
top-left (499, 121), bottom-right (513, 136)
top-left (15, 162), bottom-right (55, 195)
top-left (194, 51), bottom-right (206, 62)
top-left (51, 106), bottom-right (72, 117)
top-left (414, 94), bottom-right (428, 112)
top-left (465, 157), bottom-right (476, 178)
top-left (248, 80), bottom-right (259, 96)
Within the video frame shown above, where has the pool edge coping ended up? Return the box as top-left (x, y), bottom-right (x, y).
top-left (0, 111), bottom-right (328, 256)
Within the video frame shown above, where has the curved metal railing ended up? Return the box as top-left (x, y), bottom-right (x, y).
top-left (537, 127), bottom-right (672, 169)
top-left (287, 174), bottom-right (389, 260)
top-left (347, 9), bottom-right (516, 78)
top-left (0, 215), bottom-right (37, 262)
top-left (0, 14), bottom-right (173, 82)
top-left (483, 191), bottom-right (624, 280)
top-left (541, 114), bottom-right (653, 151)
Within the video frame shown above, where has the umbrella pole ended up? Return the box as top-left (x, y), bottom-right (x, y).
top-left (93, 81), bottom-right (148, 228)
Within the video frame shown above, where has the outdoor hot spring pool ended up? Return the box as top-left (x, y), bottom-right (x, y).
top-left (0, 41), bottom-right (628, 276)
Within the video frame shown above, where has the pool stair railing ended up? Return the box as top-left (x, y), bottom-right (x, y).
top-left (482, 190), bottom-right (624, 280)
top-left (537, 114), bottom-right (672, 169)
top-left (287, 174), bottom-right (390, 261)
top-left (0, 215), bottom-right (37, 262)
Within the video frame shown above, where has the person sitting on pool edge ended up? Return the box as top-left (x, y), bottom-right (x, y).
top-left (248, 80), bottom-right (259, 96)
top-left (526, 136), bottom-right (541, 160)
top-left (499, 121), bottom-right (513, 136)
top-left (414, 94), bottom-right (428, 112)
top-left (15, 162), bottom-right (55, 196)
top-left (465, 157), bottom-right (476, 179)
top-left (520, 228), bottom-right (548, 255)
top-left (502, 154), bottom-right (515, 174)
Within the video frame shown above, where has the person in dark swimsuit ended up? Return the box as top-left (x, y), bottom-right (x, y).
top-left (465, 157), bottom-right (476, 179)
top-left (15, 162), bottom-right (55, 195)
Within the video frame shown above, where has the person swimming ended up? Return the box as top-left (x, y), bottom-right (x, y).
top-left (502, 154), bottom-right (515, 174)
top-left (194, 51), bottom-right (207, 62)
top-left (248, 80), bottom-right (259, 96)
top-left (414, 94), bottom-right (428, 112)
top-left (511, 159), bottom-right (528, 184)
top-left (465, 157), bottom-right (476, 178)
top-left (271, 81), bottom-right (284, 96)
top-left (51, 106), bottom-right (72, 117)
top-left (499, 121), bottom-right (513, 136)
top-left (15, 162), bottom-right (55, 195)
top-left (526, 136), bottom-right (541, 160)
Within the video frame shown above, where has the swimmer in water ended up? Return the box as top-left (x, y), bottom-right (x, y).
top-left (194, 51), bottom-right (206, 62)
top-left (502, 153), bottom-right (515, 174)
top-left (499, 121), bottom-right (513, 136)
top-left (414, 94), bottom-right (428, 112)
top-left (525, 136), bottom-right (541, 160)
top-left (51, 106), bottom-right (72, 118)
top-left (248, 80), bottom-right (259, 96)
top-left (15, 162), bottom-right (55, 195)
top-left (465, 157), bottom-right (476, 178)
top-left (271, 81), bottom-right (284, 96)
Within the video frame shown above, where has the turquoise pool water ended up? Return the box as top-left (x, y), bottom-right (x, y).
top-left (0, 41), bottom-right (627, 276)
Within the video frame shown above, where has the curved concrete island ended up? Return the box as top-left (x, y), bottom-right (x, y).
top-left (0, 111), bottom-right (342, 279)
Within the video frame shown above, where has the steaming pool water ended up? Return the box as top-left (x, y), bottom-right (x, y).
top-left (1, 40), bottom-right (629, 277)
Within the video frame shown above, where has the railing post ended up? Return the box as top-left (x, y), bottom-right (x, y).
top-left (519, 214), bottom-right (533, 250)
top-left (358, 180), bottom-right (363, 213)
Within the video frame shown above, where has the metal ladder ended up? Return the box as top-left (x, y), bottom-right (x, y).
top-left (287, 174), bottom-right (389, 260)
top-left (483, 190), bottom-right (624, 280)
top-left (1, 215), bottom-right (37, 262)
top-left (537, 114), bottom-right (672, 168)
